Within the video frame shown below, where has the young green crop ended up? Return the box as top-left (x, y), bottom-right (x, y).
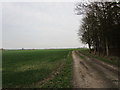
top-left (2, 49), bottom-right (72, 88)
top-left (41, 52), bottom-right (73, 88)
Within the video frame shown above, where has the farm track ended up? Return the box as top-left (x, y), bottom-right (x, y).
top-left (72, 50), bottom-right (119, 88)
top-left (77, 51), bottom-right (120, 74)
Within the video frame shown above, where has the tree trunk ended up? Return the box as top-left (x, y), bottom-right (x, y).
top-left (94, 45), bottom-right (97, 55)
top-left (98, 45), bottom-right (100, 56)
top-left (94, 48), bottom-right (96, 55)
top-left (88, 43), bottom-right (91, 53)
top-left (105, 38), bottom-right (109, 56)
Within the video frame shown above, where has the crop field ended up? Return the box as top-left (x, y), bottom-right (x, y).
top-left (2, 49), bottom-right (73, 88)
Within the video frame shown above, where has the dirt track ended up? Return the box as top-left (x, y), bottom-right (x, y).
top-left (72, 50), bottom-right (119, 88)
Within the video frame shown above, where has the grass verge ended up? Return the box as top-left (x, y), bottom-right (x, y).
top-left (79, 49), bottom-right (120, 67)
top-left (40, 52), bottom-right (73, 88)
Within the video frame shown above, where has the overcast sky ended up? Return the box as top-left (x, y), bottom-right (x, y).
top-left (1, 2), bottom-right (86, 49)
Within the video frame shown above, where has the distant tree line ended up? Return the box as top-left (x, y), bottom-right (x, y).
top-left (76, 1), bottom-right (120, 56)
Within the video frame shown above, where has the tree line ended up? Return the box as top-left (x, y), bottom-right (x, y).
top-left (76, 1), bottom-right (120, 56)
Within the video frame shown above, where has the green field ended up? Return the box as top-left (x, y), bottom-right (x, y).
top-left (2, 49), bottom-right (73, 88)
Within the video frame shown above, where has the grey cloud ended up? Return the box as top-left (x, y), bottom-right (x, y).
top-left (2, 2), bottom-right (85, 48)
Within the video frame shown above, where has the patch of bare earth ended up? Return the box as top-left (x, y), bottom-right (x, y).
top-left (72, 50), bottom-right (119, 88)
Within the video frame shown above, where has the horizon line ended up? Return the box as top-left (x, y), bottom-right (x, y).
top-left (1, 47), bottom-right (88, 50)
